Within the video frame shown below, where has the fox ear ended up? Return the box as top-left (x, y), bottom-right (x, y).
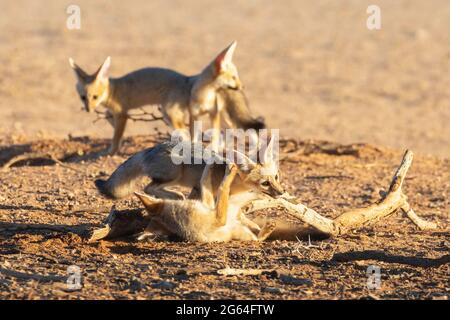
top-left (95, 56), bottom-right (111, 82)
top-left (232, 150), bottom-right (256, 173)
top-left (134, 192), bottom-right (163, 212)
top-left (69, 57), bottom-right (89, 81)
top-left (214, 41), bottom-right (237, 73)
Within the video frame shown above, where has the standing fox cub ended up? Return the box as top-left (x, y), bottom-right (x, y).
top-left (134, 164), bottom-right (277, 242)
top-left (69, 41), bottom-right (265, 155)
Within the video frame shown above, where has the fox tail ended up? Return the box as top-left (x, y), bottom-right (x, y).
top-left (220, 88), bottom-right (266, 130)
top-left (95, 147), bottom-right (156, 199)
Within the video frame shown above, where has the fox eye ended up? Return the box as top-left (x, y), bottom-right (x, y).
top-left (92, 95), bottom-right (98, 100)
top-left (80, 95), bottom-right (86, 101)
top-left (261, 181), bottom-right (270, 187)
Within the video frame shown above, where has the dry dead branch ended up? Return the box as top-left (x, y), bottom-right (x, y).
top-left (0, 267), bottom-right (66, 282)
top-left (94, 107), bottom-right (164, 124)
top-left (1, 152), bottom-right (83, 173)
top-left (217, 268), bottom-right (271, 276)
top-left (332, 250), bottom-right (450, 268)
top-left (246, 150), bottom-right (437, 238)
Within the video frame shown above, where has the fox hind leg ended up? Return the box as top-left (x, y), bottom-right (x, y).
top-left (239, 212), bottom-right (262, 233)
top-left (215, 164), bottom-right (238, 226)
top-left (231, 225), bottom-right (258, 241)
top-left (144, 181), bottom-right (185, 200)
top-left (257, 220), bottom-right (277, 241)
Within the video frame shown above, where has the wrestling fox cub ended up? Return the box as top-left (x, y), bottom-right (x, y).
top-left (70, 41), bottom-right (264, 154)
top-left (95, 136), bottom-right (284, 203)
top-left (134, 163), bottom-right (277, 242)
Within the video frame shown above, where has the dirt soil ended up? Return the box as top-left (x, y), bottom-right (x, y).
top-left (0, 134), bottom-right (448, 300)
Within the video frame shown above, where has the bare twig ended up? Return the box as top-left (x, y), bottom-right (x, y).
top-left (401, 202), bottom-right (438, 230)
top-left (332, 250), bottom-right (450, 268)
top-left (2, 152), bottom-right (83, 173)
top-left (94, 108), bottom-right (165, 124)
top-left (0, 267), bottom-right (66, 282)
top-left (217, 267), bottom-right (272, 276)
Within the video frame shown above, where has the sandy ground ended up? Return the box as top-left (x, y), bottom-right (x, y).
top-left (0, 0), bottom-right (449, 157)
top-left (0, 1), bottom-right (449, 300)
top-left (0, 135), bottom-right (448, 299)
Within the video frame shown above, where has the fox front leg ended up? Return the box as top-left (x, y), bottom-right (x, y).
top-left (257, 220), bottom-right (277, 241)
top-left (109, 114), bottom-right (127, 155)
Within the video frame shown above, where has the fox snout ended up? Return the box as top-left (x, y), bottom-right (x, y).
top-left (268, 184), bottom-right (285, 198)
top-left (229, 79), bottom-right (243, 91)
top-left (79, 95), bottom-right (95, 112)
top-left (259, 180), bottom-right (285, 198)
top-left (263, 179), bottom-right (285, 198)
top-left (84, 100), bottom-right (97, 113)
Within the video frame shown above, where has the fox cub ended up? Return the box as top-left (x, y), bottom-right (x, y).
top-left (94, 137), bottom-right (284, 203)
top-left (134, 163), bottom-right (277, 242)
top-left (70, 42), bottom-right (264, 154)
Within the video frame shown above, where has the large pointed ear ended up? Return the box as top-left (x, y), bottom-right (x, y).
top-left (232, 149), bottom-right (256, 173)
top-left (213, 41), bottom-right (237, 73)
top-left (69, 57), bottom-right (89, 81)
top-left (94, 56), bottom-right (111, 82)
top-left (134, 192), bottom-right (163, 213)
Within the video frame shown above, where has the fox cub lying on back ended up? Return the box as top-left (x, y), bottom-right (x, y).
top-left (70, 42), bottom-right (265, 154)
top-left (134, 163), bottom-right (277, 242)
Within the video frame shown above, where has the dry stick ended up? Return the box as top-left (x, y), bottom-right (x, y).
top-left (0, 224), bottom-right (84, 234)
top-left (2, 152), bottom-right (84, 173)
top-left (401, 202), bottom-right (438, 230)
top-left (246, 150), bottom-right (436, 237)
top-left (94, 108), bottom-right (164, 124)
top-left (217, 267), bottom-right (272, 276)
top-left (2, 153), bottom-right (47, 170)
top-left (0, 267), bottom-right (66, 283)
top-left (246, 197), bottom-right (338, 236)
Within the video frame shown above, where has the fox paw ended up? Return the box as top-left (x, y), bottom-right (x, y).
top-left (263, 220), bottom-right (277, 231)
top-left (258, 220), bottom-right (277, 241)
top-left (227, 163), bottom-right (238, 174)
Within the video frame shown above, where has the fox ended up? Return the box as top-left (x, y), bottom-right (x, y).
top-left (69, 41), bottom-right (263, 155)
top-left (134, 163), bottom-right (277, 242)
top-left (94, 135), bottom-right (284, 206)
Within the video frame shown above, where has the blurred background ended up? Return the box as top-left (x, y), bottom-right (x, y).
top-left (0, 0), bottom-right (449, 157)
